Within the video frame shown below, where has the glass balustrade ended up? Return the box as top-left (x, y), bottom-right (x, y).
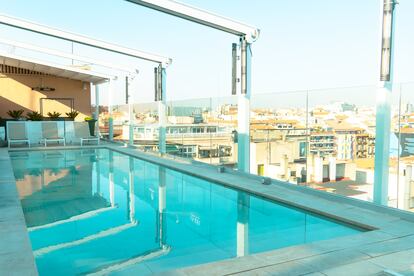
top-left (97, 82), bottom-right (414, 213)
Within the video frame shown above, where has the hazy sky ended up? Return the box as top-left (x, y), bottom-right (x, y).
top-left (0, 0), bottom-right (413, 105)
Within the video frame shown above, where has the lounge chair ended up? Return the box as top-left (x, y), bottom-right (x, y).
top-left (41, 122), bottom-right (66, 147)
top-left (7, 122), bottom-right (30, 148)
top-left (74, 122), bottom-right (99, 146)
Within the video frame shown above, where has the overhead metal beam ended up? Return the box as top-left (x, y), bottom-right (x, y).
top-left (125, 0), bottom-right (260, 42)
top-left (0, 14), bottom-right (172, 65)
top-left (0, 37), bottom-right (139, 74)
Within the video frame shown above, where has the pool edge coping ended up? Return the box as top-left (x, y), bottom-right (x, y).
top-left (0, 148), bottom-right (38, 276)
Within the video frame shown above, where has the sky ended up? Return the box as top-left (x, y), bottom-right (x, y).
top-left (0, 0), bottom-right (413, 106)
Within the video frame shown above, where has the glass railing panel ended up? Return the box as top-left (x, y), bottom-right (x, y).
top-left (211, 95), bottom-right (238, 169)
top-left (250, 90), bottom-right (308, 184)
top-left (131, 101), bottom-right (159, 153)
top-left (110, 104), bottom-right (130, 144)
top-left (165, 97), bottom-right (213, 163)
top-left (386, 83), bottom-right (401, 208)
top-left (393, 82), bottom-right (414, 211)
top-left (99, 84), bottom-right (414, 212)
top-left (307, 86), bottom-right (377, 201)
top-left (98, 104), bottom-right (110, 139)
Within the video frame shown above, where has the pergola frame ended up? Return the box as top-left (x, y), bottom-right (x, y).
top-left (126, 0), bottom-right (260, 171)
top-left (0, 13), bottom-right (171, 143)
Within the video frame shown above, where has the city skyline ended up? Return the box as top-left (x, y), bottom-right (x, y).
top-left (0, 0), bottom-right (414, 105)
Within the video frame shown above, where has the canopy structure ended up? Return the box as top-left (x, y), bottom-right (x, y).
top-left (0, 51), bottom-right (111, 85)
top-left (0, 14), bottom-right (171, 66)
top-left (0, 13), bottom-right (173, 144)
top-left (126, 0), bottom-right (260, 172)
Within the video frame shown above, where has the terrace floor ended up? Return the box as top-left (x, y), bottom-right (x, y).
top-left (1, 143), bottom-right (414, 275)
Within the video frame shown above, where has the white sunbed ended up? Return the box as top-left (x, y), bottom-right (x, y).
top-left (7, 122), bottom-right (30, 148)
top-left (41, 122), bottom-right (66, 147)
top-left (74, 122), bottom-right (99, 146)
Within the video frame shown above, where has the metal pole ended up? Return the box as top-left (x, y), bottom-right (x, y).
top-left (237, 37), bottom-right (251, 173)
top-left (231, 43), bottom-right (237, 95)
top-left (374, 0), bottom-right (397, 205)
top-left (127, 76), bottom-right (134, 146)
top-left (157, 64), bottom-right (167, 154)
top-left (125, 76), bottom-right (129, 104)
top-left (95, 84), bottom-right (100, 137)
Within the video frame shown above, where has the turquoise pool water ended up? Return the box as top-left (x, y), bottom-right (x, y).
top-left (11, 148), bottom-right (362, 275)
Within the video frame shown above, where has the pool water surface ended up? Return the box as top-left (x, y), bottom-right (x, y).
top-left (10, 148), bottom-right (362, 275)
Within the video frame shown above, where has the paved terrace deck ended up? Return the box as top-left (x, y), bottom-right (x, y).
top-left (2, 143), bottom-right (414, 275)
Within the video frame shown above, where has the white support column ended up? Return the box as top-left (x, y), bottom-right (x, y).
top-left (314, 155), bottom-right (323, 183)
top-left (157, 65), bottom-right (167, 154)
top-left (94, 84), bottom-right (100, 137)
top-left (329, 156), bottom-right (336, 182)
top-left (236, 192), bottom-right (249, 257)
top-left (126, 76), bottom-right (134, 146)
top-left (283, 154), bottom-right (289, 180)
top-left (108, 79), bottom-right (114, 141)
top-left (399, 164), bottom-right (412, 210)
top-left (374, 0), bottom-right (397, 205)
top-left (237, 37), bottom-right (251, 173)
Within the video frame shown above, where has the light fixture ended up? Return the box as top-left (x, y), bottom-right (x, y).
top-left (32, 77), bottom-right (55, 92)
top-left (32, 86), bottom-right (55, 92)
top-left (82, 81), bottom-right (88, 91)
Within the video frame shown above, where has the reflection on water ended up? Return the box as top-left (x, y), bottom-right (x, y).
top-left (10, 149), bottom-right (362, 275)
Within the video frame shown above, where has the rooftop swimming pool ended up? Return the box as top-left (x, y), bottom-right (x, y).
top-left (10, 148), bottom-right (363, 275)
